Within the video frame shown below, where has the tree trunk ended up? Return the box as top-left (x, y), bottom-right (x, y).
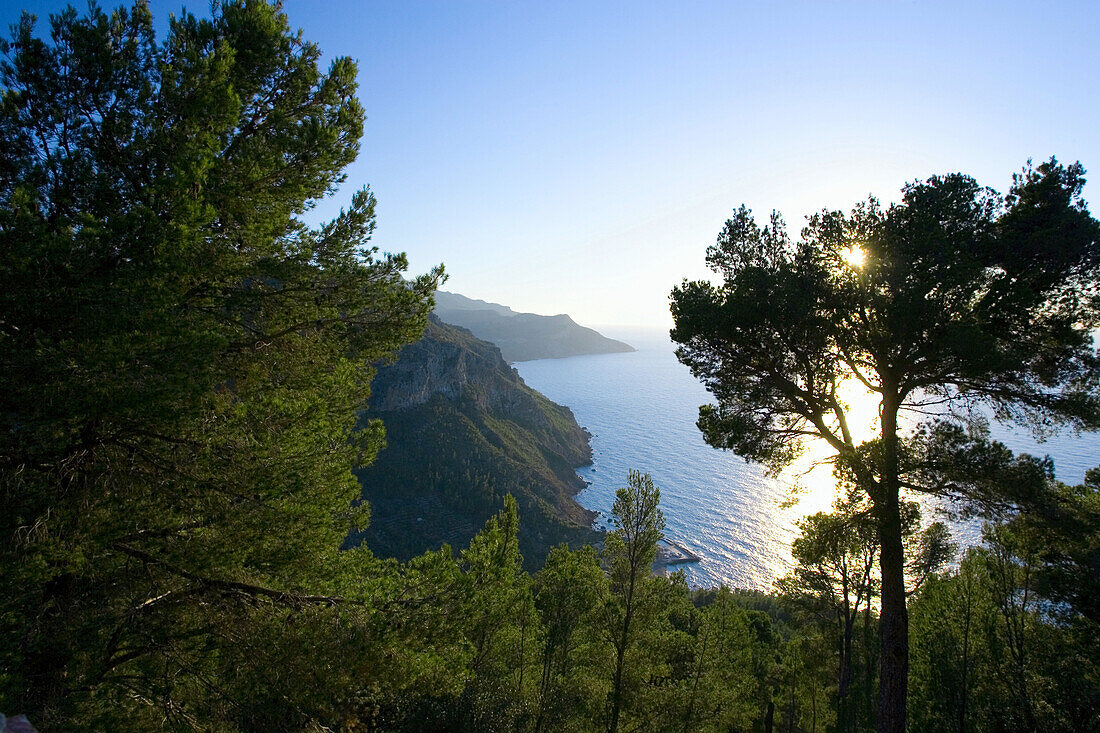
top-left (863, 603), bottom-right (876, 729)
top-left (959, 573), bottom-right (971, 733)
top-left (839, 602), bottom-right (855, 731)
top-left (877, 502), bottom-right (908, 733)
top-left (681, 622), bottom-right (709, 733)
top-left (607, 574), bottom-right (636, 733)
top-left (534, 645), bottom-right (553, 733)
top-left (607, 622), bottom-right (628, 733)
top-left (876, 393), bottom-right (908, 733)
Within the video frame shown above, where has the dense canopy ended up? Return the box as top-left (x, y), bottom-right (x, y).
top-left (0, 1), bottom-right (438, 725)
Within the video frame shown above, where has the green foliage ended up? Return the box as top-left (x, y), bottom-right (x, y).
top-left (532, 544), bottom-right (609, 733)
top-left (3, 4), bottom-right (1096, 730)
top-left (777, 490), bottom-right (954, 732)
top-left (602, 470), bottom-right (665, 733)
top-left (1004, 469), bottom-right (1100, 624)
top-left (351, 317), bottom-right (599, 570)
top-left (909, 521), bottom-right (1100, 733)
top-left (671, 160), bottom-right (1100, 730)
top-left (778, 502), bottom-right (879, 733)
top-left (373, 499), bottom-right (560, 733)
top-left (605, 471), bottom-right (666, 593)
top-left (457, 495), bottom-right (538, 729)
top-left (641, 581), bottom-right (777, 733)
top-left (909, 550), bottom-right (995, 733)
top-left (0, 1), bottom-right (440, 726)
top-left (908, 468), bottom-right (1100, 732)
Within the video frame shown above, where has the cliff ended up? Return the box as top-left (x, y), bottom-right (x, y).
top-left (350, 316), bottom-right (599, 568)
top-left (433, 290), bottom-right (635, 362)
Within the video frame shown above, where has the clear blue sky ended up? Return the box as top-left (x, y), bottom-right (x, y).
top-left (7, 1), bottom-right (1100, 327)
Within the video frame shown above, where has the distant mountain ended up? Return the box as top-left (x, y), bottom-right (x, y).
top-left (433, 290), bottom-right (519, 318)
top-left (433, 290), bottom-right (635, 362)
top-left (349, 316), bottom-right (599, 568)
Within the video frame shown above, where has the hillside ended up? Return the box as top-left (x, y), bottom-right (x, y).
top-left (434, 290), bottom-right (635, 362)
top-left (350, 316), bottom-right (600, 567)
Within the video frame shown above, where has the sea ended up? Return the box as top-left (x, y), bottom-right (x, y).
top-left (513, 327), bottom-right (1099, 591)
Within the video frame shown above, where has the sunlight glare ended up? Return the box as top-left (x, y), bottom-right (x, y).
top-left (782, 378), bottom-right (880, 516)
top-left (841, 245), bottom-right (867, 269)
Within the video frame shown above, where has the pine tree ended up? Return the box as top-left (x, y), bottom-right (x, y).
top-left (672, 162), bottom-right (1100, 731)
top-left (0, 2), bottom-right (439, 726)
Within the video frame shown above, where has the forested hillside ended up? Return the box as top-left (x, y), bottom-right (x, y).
top-left (351, 316), bottom-right (599, 568)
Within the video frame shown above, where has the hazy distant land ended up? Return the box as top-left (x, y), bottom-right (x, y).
top-left (434, 290), bottom-right (635, 362)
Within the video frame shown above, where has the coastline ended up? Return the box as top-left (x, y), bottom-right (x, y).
top-left (653, 537), bottom-right (702, 575)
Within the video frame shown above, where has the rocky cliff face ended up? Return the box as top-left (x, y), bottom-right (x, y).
top-left (370, 317), bottom-right (558, 414)
top-left (351, 316), bottom-right (598, 567)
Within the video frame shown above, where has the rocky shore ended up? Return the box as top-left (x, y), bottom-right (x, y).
top-left (652, 538), bottom-right (702, 575)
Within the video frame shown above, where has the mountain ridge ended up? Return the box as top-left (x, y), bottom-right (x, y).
top-left (433, 290), bottom-right (635, 362)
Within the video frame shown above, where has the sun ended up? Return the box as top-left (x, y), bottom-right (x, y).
top-left (841, 245), bottom-right (867, 269)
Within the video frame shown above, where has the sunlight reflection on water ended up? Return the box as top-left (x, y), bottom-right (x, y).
top-left (779, 378), bottom-right (881, 517)
top-left (516, 329), bottom-right (815, 589)
top-left (514, 328), bottom-right (1098, 590)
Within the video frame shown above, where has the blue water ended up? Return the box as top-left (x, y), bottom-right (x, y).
top-left (514, 328), bottom-right (1099, 590)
